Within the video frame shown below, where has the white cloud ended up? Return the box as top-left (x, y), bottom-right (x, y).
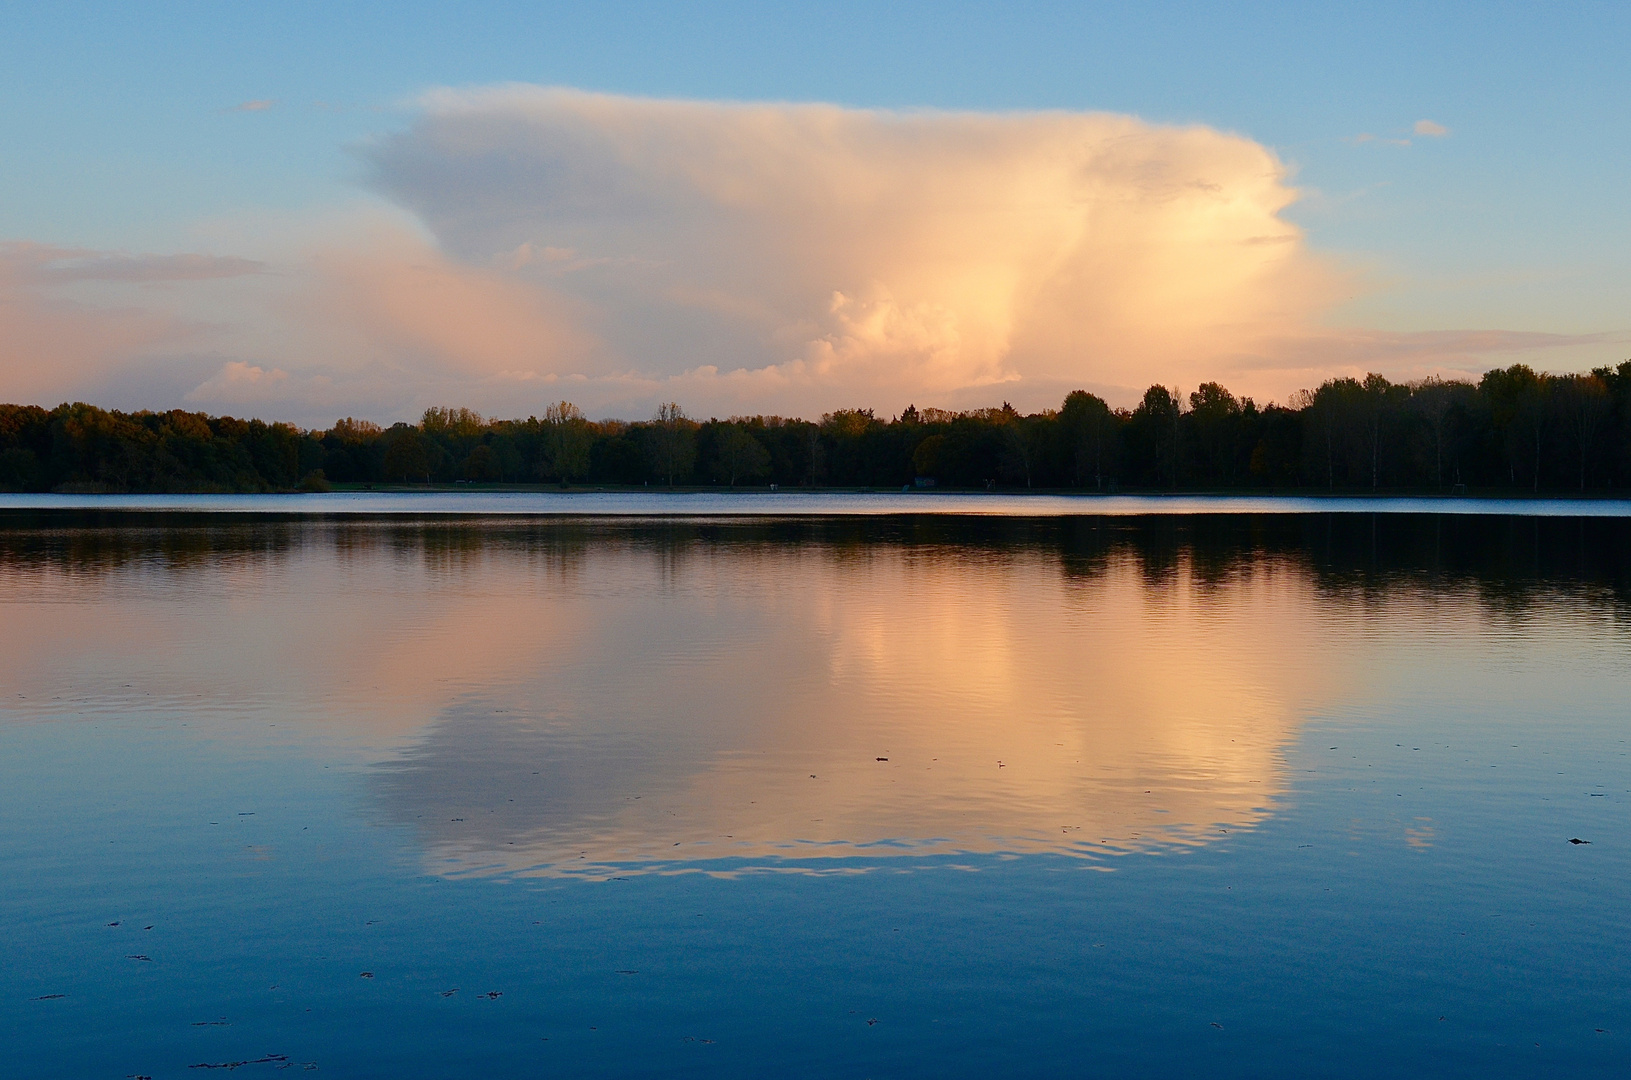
top-left (185, 361), bottom-right (289, 405)
top-left (1414, 119), bottom-right (1449, 137)
top-left (0, 90), bottom-right (1613, 424)
top-left (359, 86), bottom-right (1350, 415)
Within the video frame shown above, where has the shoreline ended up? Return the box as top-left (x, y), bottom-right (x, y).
top-left (6, 490), bottom-right (1631, 518)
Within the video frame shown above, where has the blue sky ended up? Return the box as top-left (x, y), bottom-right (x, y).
top-left (1, 2), bottom-right (1626, 421)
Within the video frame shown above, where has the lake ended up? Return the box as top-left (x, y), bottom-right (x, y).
top-left (3, 505), bottom-right (1628, 1076)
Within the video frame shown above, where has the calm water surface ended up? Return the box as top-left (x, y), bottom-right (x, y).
top-left (3, 512), bottom-right (1629, 1077)
top-left (8, 490), bottom-right (1631, 517)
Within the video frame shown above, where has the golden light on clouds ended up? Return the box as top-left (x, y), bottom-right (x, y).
top-left (366, 88), bottom-right (1346, 413)
top-left (0, 90), bottom-right (1605, 422)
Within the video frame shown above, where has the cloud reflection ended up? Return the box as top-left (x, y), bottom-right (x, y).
top-left (369, 537), bottom-right (1339, 875)
top-left (7, 514), bottom-right (1627, 876)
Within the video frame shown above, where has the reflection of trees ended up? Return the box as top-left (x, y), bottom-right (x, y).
top-left (4, 510), bottom-right (1631, 619)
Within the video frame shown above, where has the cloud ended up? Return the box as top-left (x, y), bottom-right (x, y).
top-left (167, 214), bottom-right (605, 420)
top-left (184, 361), bottom-right (289, 405)
top-left (1348, 132), bottom-right (1410, 147)
top-left (1, 241), bottom-right (264, 285)
top-left (356, 86), bottom-right (1355, 415)
top-left (0, 243), bottom-right (199, 404)
top-left (56, 252), bottom-right (264, 283)
top-left (291, 219), bottom-right (601, 392)
top-left (1414, 119), bottom-right (1449, 137)
top-left (1230, 326), bottom-right (1618, 402)
top-left (229, 99), bottom-right (277, 113)
top-left (0, 90), bottom-right (1613, 423)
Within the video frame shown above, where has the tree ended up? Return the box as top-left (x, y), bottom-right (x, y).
top-left (421, 407), bottom-right (484, 441)
top-left (1555, 374), bottom-right (1611, 490)
top-left (998, 411), bottom-right (1039, 488)
top-left (1301, 378), bottom-right (1363, 488)
top-left (0, 447), bottom-right (42, 491)
top-left (648, 402), bottom-right (697, 487)
top-left (802, 421), bottom-right (825, 486)
top-left (1408, 377), bottom-right (1473, 489)
top-left (1059, 390), bottom-right (1116, 490)
top-left (1481, 365), bottom-right (1550, 490)
top-left (1130, 385), bottom-right (1182, 488)
top-left (911, 433), bottom-right (945, 480)
top-left (711, 424), bottom-right (771, 487)
top-left (1356, 373), bottom-right (1409, 489)
top-left (461, 443), bottom-right (499, 480)
top-left (383, 430), bottom-right (431, 483)
top-left (540, 401), bottom-right (594, 485)
top-left (1187, 382), bottom-right (1244, 485)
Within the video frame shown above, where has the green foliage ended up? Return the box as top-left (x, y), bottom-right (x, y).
top-left (538, 402), bottom-right (594, 484)
top-left (298, 469), bottom-right (332, 492)
top-left (647, 402), bottom-right (697, 487)
top-left (382, 428), bottom-right (431, 483)
top-left (708, 423), bottom-right (771, 487)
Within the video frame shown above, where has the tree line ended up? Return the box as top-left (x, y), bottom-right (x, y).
top-left (3, 362), bottom-right (1630, 494)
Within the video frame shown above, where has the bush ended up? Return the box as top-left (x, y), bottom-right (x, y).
top-left (298, 469), bottom-right (332, 493)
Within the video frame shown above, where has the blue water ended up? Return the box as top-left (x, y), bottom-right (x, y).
top-left (5, 490), bottom-right (1631, 517)
top-left (2, 513), bottom-right (1627, 1076)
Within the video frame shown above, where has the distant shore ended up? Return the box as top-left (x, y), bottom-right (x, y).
top-left (6, 489), bottom-right (1631, 519)
top-left (40, 479), bottom-right (1631, 500)
top-left (8, 367), bottom-right (1631, 499)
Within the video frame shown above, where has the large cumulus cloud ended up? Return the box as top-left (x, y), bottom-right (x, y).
top-left (0, 88), bottom-right (1616, 424)
top-left (362, 87), bottom-right (1342, 413)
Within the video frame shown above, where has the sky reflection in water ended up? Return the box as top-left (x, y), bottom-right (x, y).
top-left (3, 513), bottom-right (1629, 1077)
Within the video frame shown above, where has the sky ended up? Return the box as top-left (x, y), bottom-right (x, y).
top-left (1, 1), bottom-right (1627, 425)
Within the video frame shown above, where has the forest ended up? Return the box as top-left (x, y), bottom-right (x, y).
top-left (3, 362), bottom-right (1630, 495)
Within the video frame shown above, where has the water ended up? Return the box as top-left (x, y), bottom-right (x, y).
top-left (7, 490), bottom-right (1631, 517)
top-left (2, 511), bottom-right (1628, 1077)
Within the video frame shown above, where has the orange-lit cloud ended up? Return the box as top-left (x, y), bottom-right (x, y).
top-left (296, 219), bottom-right (600, 381)
top-left (184, 360), bottom-right (290, 405)
top-left (0, 90), bottom-right (1614, 422)
top-left (366, 87), bottom-right (1351, 414)
top-left (1241, 326), bottom-right (1619, 395)
top-left (0, 242), bottom-right (233, 403)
